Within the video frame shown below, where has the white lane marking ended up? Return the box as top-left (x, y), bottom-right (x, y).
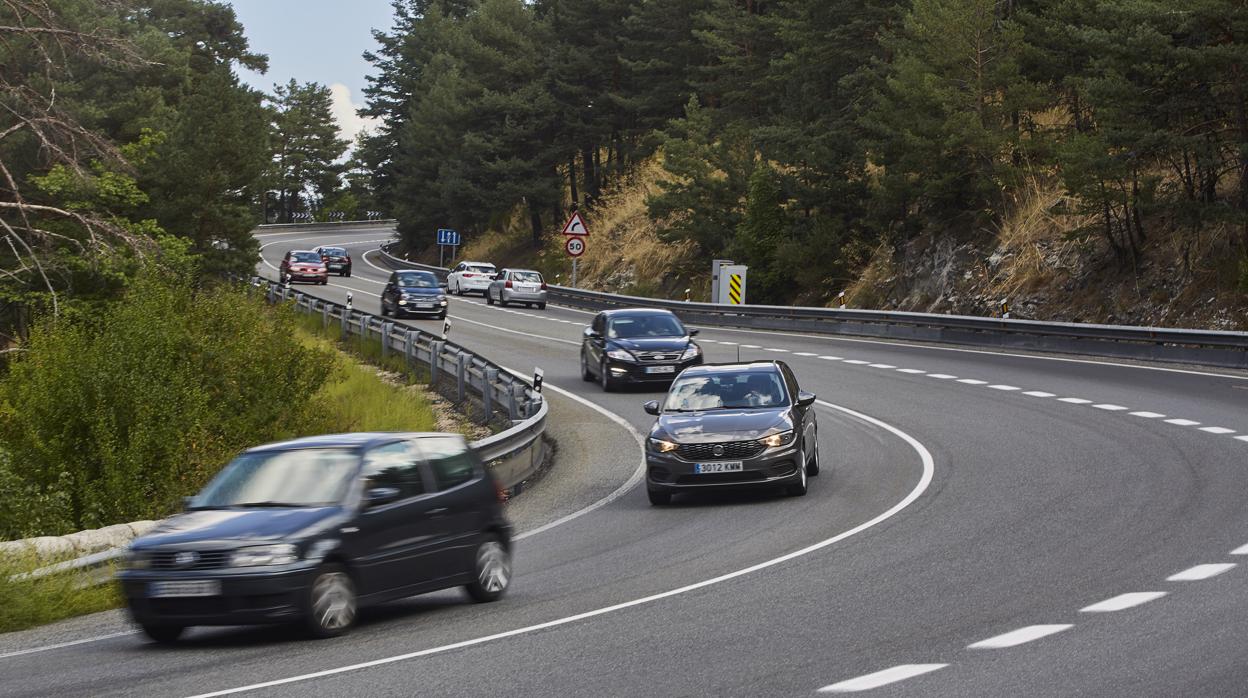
top-left (185, 401), bottom-right (937, 698)
top-left (988, 385), bottom-right (1020, 391)
top-left (957, 379), bottom-right (988, 385)
top-left (1130, 411), bottom-right (1166, 419)
top-left (1080, 591), bottom-right (1167, 613)
top-left (1023, 391), bottom-right (1056, 397)
top-left (446, 314), bottom-right (579, 346)
top-left (1164, 418), bottom-right (1201, 426)
top-left (897, 368), bottom-right (926, 374)
top-left (842, 359), bottom-right (871, 365)
top-left (1230, 544), bottom-right (1248, 555)
top-left (1167, 563), bottom-right (1236, 581)
top-left (0, 630), bottom-right (137, 661)
top-left (1093, 404), bottom-right (1129, 411)
top-left (718, 341), bottom-right (738, 345)
top-left (793, 352), bottom-right (818, 357)
top-left (819, 356), bottom-right (842, 361)
top-left (967, 624), bottom-right (1072, 649)
top-left (257, 236), bottom-right (392, 285)
top-left (818, 664), bottom-right (949, 693)
top-left (741, 344), bottom-right (762, 349)
top-left (1236, 435), bottom-right (1248, 443)
top-left (1199, 427), bottom-right (1235, 435)
top-left (928, 374), bottom-right (957, 379)
top-left (868, 363), bottom-right (896, 369)
top-left (1058, 397), bottom-right (1092, 404)
top-left (763, 347), bottom-right (789, 353)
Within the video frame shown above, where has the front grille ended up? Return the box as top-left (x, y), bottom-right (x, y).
top-left (150, 597), bottom-right (230, 616)
top-left (149, 550), bottom-right (231, 571)
top-left (635, 351), bottom-right (682, 362)
top-left (675, 440), bottom-right (765, 461)
top-left (676, 471), bottom-right (766, 485)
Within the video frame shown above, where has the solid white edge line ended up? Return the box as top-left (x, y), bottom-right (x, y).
top-left (967, 624), bottom-right (1073, 649)
top-left (183, 400), bottom-right (936, 698)
top-left (0, 630), bottom-right (137, 661)
top-left (818, 664), bottom-right (949, 693)
top-left (1079, 591), bottom-right (1167, 613)
top-left (1166, 563), bottom-right (1236, 581)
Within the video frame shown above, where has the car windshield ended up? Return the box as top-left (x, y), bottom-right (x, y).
top-left (292, 252), bottom-right (321, 263)
top-left (397, 271), bottom-right (438, 288)
top-left (320, 248), bottom-right (346, 256)
top-left (664, 371), bottom-right (788, 411)
top-left (512, 271), bottom-right (542, 283)
top-left (608, 314), bottom-right (684, 338)
top-left (468, 265), bottom-right (495, 273)
top-left (191, 449), bottom-right (358, 508)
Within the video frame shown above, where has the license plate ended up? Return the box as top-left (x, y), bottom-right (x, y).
top-left (695, 461), bottom-right (743, 474)
top-left (328, 263), bottom-right (343, 269)
top-left (518, 284), bottom-right (538, 292)
top-left (646, 365), bottom-right (676, 374)
top-left (149, 580), bottom-right (221, 598)
top-left (417, 303), bottom-right (435, 309)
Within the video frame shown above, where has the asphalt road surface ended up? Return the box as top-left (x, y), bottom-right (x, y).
top-left (2, 225), bottom-right (1247, 697)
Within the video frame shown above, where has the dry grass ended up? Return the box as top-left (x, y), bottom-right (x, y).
top-left (843, 243), bottom-right (897, 309)
top-left (986, 173), bottom-right (1093, 299)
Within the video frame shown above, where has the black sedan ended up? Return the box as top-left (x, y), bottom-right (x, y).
top-left (642, 361), bottom-right (820, 505)
top-left (580, 308), bottom-right (703, 391)
top-left (381, 269), bottom-right (448, 319)
top-left (116, 432), bottom-right (512, 642)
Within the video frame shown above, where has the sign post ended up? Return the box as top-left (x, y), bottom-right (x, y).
top-left (561, 212), bottom-right (589, 288)
top-left (436, 228), bottom-right (460, 267)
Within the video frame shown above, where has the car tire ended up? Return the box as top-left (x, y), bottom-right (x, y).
top-left (380, 301), bottom-right (389, 317)
top-left (787, 456), bottom-right (809, 497)
top-left (498, 295), bottom-right (509, 307)
top-left (486, 291), bottom-right (495, 305)
top-left (600, 359), bottom-right (615, 392)
top-left (304, 563), bottom-right (357, 638)
top-left (464, 536), bottom-right (511, 603)
top-left (537, 302), bottom-right (546, 310)
top-left (437, 311), bottom-right (446, 320)
top-left (580, 351), bottom-right (594, 382)
top-left (806, 433), bottom-right (820, 476)
top-left (139, 623), bottom-right (185, 644)
top-left (647, 488), bottom-right (671, 506)
top-left (321, 279), bottom-right (328, 285)
top-left (345, 270), bottom-right (351, 277)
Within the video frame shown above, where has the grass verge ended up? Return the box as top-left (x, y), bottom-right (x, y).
top-left (0, 553), bottom-right (121, 634)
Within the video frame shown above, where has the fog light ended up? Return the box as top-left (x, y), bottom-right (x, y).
top-left (611, 367), bottom-right (628, 375)
top-left (398, 300), bottom-right (407, 305)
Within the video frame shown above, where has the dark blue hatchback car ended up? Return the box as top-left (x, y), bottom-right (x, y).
top-left (117, 432), bottom-right (512, 643)
top-left (380, 269), bottom-right (448, 319)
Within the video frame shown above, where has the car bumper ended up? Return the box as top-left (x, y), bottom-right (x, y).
top-left (326, 262), bottom-right (350, 272)
top-left (288, 272), bottom-right (327, 282)
top-left (396, 300), bottom-right (447, 315)
top-left (502, 289), bottom-right (547, 303)
top-left (459, 279), bottom-right (492, 292)
top-left (118, 564), bottom-right (317, 627)
top-left (605, 357), bottom-right (702, 384)
top-left (645, 445), bottom-right (802, 491)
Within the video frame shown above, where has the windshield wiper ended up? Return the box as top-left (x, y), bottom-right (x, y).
top-left (233, 501), bottom-right (306, 508)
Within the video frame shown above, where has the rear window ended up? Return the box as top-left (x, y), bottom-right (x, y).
top-left (320, 247), bottom-right (346, 256)
top-left (511, 271), bottom-right (542, 283)
top-left (418, 436), bottom-right (478, 490)
top-left (468, 265), bottom-right (496, 274)
top-left (292, 252), bottom-right (321, 263)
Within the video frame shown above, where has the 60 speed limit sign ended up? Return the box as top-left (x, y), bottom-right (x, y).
top-left (564, 236), bottom-right (585, 257)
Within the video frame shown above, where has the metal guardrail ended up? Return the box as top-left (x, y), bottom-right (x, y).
top-left (256, 219), bottom-right (397, 230)
top-left (376, 244), bottom-right (1248, 369)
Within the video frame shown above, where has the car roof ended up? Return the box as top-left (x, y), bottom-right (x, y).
top-left (602, 307), bottom-right (679, 318)
top-left (503, 268), bottom-right (541, 274)
top-left (395, 268), bottom-right (437, 275)
top-left (289, 249), bottom-right (319, 255)
top-left (317, 246), bottom-right (346, 251)
top-left (245, 432), bottom-right (456, 453)
top-left (677, 361), bottom-right (783, 376)
top-left (461, 261), bottom-right (495, 267)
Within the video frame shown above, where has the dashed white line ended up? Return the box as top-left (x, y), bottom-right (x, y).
top-left (818, 664), bottom-right (949, 693)
top-left (1167, 563), bottom-right (1236, 581)
top-left (868, 363), bottom-right (896, 369)
top-left (1130, 411), bottom-right (1166, 419)
top-left (1058, 397), bottom-right (1092, 404)
top-left (819, 356), bottom-right (843, 361)
top-left (1080, 591), bottom-right (1167, 613)
top-left (988, 385), bottom-right (1020, 391)
top-left (897, 368), bottom-right (927, 374)
top-left (1023, 391), bottom-right (1056, 397)
top-left (843, 359), bottom-right (871, 365)
top-left (967, 624), bottom-right (1073, 649)
top-left (1164, 418), bottom-right (1201, 427)
top-left (741, 344), bottom-right (761, 349)
top-left (1199, 427), bottom-right (1235, 435)
top-left (957, 379), bottom-right (988, 385)
top-left (1230, 543), bottom-right (1248, 555)
top-left (1093, 404), bottom-right (1129, 411)
top-left (1236, 435), bottom-right (1248, 443)
top-left (764, 347), bottom-right (789, 353)
top-left (718, 341), bottom-right (738, 345)
top-left (793, 352), bottom-right (818, 357)
top-left (928, 374), bottom-right (957, 379)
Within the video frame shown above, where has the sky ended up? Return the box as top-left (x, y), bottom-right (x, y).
top-left (225, 0), bottom-right (397, 142)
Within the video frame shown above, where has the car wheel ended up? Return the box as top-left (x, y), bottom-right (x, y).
top-left (580, 351), bottom-right (594, 381)
top-left (806, 433), bottom-right (821, 476)
top-left (537, 302), bottom-right (546, 310)
top-left (647, 488), bottom-right (671, 506)
top-left (498, 294), bottom-right (509, 307)
top-left (437, 311), bottom-right (446, 320)
top-left (321, 279), bottom-right (328, 285)
top-left (465, 537), bottom-right (511, 603)
top-left (787, 456), bottom-right (809, 497)
top-left (599, 359), bottom-right (615, 392)
top-left (345, 270), bottom-right (351, 277)
top-left (304, 563), bottom-right (356, 638)
top-left (139, 623), bottom-right (185, 644)
top-left (486, 290), bottom-right (495, 305)
top-left (380, 301), bottom-right (389, 317)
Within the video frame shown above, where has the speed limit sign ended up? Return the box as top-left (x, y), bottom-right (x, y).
top-left (565, 236), bottom-right (585, 257)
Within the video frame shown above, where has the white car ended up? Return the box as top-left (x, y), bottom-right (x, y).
top-left (448, 261), bottom-right (497, 296)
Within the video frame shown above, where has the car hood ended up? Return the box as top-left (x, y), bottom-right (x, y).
top-left (132, 507), bottom-right (343, 550)
top-left (653, 408), bottom-right (792, 442)
top-left (398, 286), bottom-right (442, 295)
top-left (611, 337), bottom-right (691, 353)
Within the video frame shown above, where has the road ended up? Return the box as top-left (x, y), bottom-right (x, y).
top-left (2, 225), bottom-right (1247, 697)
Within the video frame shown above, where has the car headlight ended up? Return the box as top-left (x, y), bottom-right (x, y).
top-left (230, 543), bottom-right (298, 567)
top-left (123, 548), bottom-right (149, 570)
top-left (606, 349), bottom-right (635, 361)
top-left (760, 430), bottom-right (796, 448)
top-left (648, 437), bottom-right (679, 453)
top-left (681, 344), bottom-right (701, 361)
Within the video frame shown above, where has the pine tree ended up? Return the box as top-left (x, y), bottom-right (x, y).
top-left (268, 80), bottom-right (350, 222)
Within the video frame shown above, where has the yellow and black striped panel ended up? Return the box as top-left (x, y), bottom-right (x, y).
top-left (728, 274), bottom-right (742, 305)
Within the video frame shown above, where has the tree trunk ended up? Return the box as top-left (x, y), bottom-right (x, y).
top-left (582, 146), bottom-right (598, 203)
top-left (528, 201), bottom-right (543, 247)
top-left (567, 156), bottom-right (579, 208)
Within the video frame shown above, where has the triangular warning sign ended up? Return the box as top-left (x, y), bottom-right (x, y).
top-left (561, 212), bottom-right (589, 236)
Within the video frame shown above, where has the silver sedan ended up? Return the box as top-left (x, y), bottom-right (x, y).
top-left (486, 268), bottom-right (548, 309)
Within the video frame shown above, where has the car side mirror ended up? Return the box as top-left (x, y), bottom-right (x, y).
top-left (643, 400), bottom-right (661, 416)
top-left (688, 329), bottom-right (700, 336)
top-left (366, 486), bottom-right (401, 506)
top-left (797, 391), bottom-right (817, 407)
top-left (584, 328), bottom-right (601, 339)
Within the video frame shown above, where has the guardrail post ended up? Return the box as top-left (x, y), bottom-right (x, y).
top-left (456, 352), bottom-right (468, 403)
top-left (507, 384), bottom-right (521, 421)
top-left (381, 322), bottom-right (394, 358)
top-left (482, 368), bottom-right (497, 423)
top-left (322, 302), bottom-right (329, 329)
top-left (341, 309), bottom-right (351, 337)
top-left (431, 341), bottom-right (444, 384)
top-left (404, 329), bottom-right (415, 367)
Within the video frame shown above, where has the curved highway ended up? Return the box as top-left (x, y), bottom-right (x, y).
top-left (2, 225), bottom-right (1247, 697)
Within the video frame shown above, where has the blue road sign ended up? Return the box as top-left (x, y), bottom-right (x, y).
top-left (436, 228), bottom-right (460, 246)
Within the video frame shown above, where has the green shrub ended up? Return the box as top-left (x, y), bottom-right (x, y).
top-left (0, 270), bottom-right (334, 538)
top-left (0, 551), bottom-right (121, 633)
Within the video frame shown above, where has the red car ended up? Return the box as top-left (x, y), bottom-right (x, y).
top-left (280, 250), bottom-right (329, 285)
